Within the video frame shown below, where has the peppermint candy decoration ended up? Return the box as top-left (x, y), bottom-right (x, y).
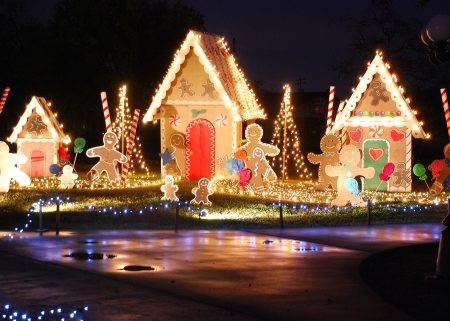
top-left (369, 125), bottom-right (384, 138)
top-left (216, 114), bottom-right (228, 127)
top-left (169, 114), bottom-right (181, 127)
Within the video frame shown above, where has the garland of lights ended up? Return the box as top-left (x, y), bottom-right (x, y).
top-left (112, 86), bottom-right (149, 176)
top-left (270, 85), bottom-right (311, 180)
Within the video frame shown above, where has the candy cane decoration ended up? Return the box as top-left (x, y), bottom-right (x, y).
top-left (325, 86), bottom-right (335, 134)
top-left (405, 128), bottom-right (412, 192)
top-left (100, 92), bottom-right (112, 132)
top-left (0, 86), bottom-right (10, 115)
top-left (441, 88), bottom-right (450, 140)
top-left (121, 109), bottom-right (140, 183)
top-left (334, 100), bottom-right (345, 123)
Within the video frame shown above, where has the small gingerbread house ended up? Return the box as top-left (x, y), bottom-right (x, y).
top-left (331, 52), bottom-right (428, 192)
top-left (143, 30), bottom-right (266, 180)
top-left (8, 96), bottom-right (70, 178)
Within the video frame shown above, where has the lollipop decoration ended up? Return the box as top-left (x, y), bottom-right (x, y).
top-left (49, 164), bottom-right (60, 175)
top-left (413, 163), bottom-right (430, 190)
top-left (344, 178), bottom-right (361, 196)
top-left (72, 137), bottom-right (86, 168)
top-left (375, 162), bottom-right (395, 192)
top-left (238, 168), bottom-right (251, 188)
top-left (429, 159), bottom-right (444, 180)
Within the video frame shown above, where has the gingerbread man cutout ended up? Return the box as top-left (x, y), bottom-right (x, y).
top-left (234, 123), bottom-right (279, 179)
top-left (369, 81), bottom-right (389, 106)
top-left (190, 178), bottom-right (213, 206)
top-left (86, 132), bottom-right (128, 187)
top-left (177, 77), bottom-right (195, 98)
top-left (201, 78), bottom-right (216, 99)
top-left (0, 141), bottom-right (31, 192)
top-left (429, 143), bottom-right (450, 195)
top-left (392, 162), bottom-right (412, 188)
top-left (27, 115), bottom-right (47, 138)
top-left (307, 133), bottom-right (341, 191)
top-left (164, 133), bottom-right (185, 176)
top-left (325, 144), bottom-right (375, 207)
top-left (58, 165), bottom-right (78, 189)
top-left (161, 175), bottom-right (179, 202)
top-left (245, 147), bottom-right (273, 192)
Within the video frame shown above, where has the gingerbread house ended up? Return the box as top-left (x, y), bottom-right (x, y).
top-left (143, 30), bottom-right (266, 180)
top-left (8, 96), bottom-right (70, 178)
top-left (331, 52), bottom-right (428, 192)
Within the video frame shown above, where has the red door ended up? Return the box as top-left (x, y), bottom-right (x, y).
top-left (185, 119), bottom-right (215, 180)
top-left (30, 149), bottom-right (45, 177)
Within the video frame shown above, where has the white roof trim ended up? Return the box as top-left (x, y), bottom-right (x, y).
top-left (8, 96), bottom-right (70, 144)
top-left (143, 31), bottom-right (242, 123)
top-left (331, 53), bottom-right (426, 139)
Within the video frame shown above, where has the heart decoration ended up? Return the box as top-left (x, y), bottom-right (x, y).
top-left (349, 128), bottom-right (363, 143)
top-left (368, 148), bottom-right (384, 162)
top-left (390, 128), bottom-right (405, 143)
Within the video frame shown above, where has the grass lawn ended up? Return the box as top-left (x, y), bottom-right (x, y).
top-left (1, 169), bottom-right (448, 232)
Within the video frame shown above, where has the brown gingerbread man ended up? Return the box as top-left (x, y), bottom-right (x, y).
top-left (234, 123), bottom-right (279, 180)
top-left (164, 133), bottom-right (185, 176)
top-left (190, 178), bottom-right (213, 206)
top-left (307, 133), bottom-right (341, 190)
top-left (325, 144), bottom-right (375, 207)
top-left (86, 132), bottom-right (127, 187)
top-left (369, 81), bottom-right (389, 106)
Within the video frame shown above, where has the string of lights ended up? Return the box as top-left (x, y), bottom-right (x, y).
top-left (270, 85), bottom-right (311, 180)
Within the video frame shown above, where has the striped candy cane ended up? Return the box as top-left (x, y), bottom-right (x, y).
top-left (0, 86), bottom-right (10, 115)
top-left (441, 88), bottom-right (450, 140)
top-left (121, 109), bottom-right (140, 182)
top-left (334, 100), bottom-right (345, 123)
top-left (405, 129), bottom-right (412, 192)
top-left (100, 92), bottom-right (112, 132)
top-left (325, 86), bottom-right (335, 134)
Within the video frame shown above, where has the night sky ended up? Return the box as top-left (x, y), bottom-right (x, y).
top-left (28, 0), bottom-right (450, 98)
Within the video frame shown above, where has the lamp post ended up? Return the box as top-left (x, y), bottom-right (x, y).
top-left (421, 14), bottom-right (450, 65)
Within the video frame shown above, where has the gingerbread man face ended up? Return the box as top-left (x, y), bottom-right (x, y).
top-left (246, 124), bottom-right (263, 141)
top-left (103, 132), bottom-right (118, 149)
top-left (170, 133), bottom-right (185, 149)
top-left (339, 145), bottom-right (361, 166)
top-left (62, 165), bottom-right (73, 175)
top-left (320, 134), bottom-right (341, 153)
top-left (444, 143), bottom-right (450, 159)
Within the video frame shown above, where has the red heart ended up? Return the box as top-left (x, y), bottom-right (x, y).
top-left (349, 128), bottom-right (363, 143)
top-left (390, 128), bottom-right (405, 143)
top-left (368, 148), bottom-right (384, 162)
top-left (64, 154), bottom-right (70, 160)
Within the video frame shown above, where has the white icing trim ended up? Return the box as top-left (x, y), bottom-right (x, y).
top-left (166, 100), bottom-right (224, 105)
top-left (331, 53), bottom-right (426, 139)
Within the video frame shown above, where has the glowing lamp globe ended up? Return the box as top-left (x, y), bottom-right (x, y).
top-left (426, 14), bottom-right (450, 42)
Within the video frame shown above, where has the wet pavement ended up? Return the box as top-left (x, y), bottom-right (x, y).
top-left (0, 223), bottom-right (443, 320)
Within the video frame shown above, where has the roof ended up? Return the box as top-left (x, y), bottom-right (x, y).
top-left (331, 53), bottom-right (427, 139)
top-left (143, 30), bottom-right (266, 123)
top-left (8, 96), bottom-right (70, 143)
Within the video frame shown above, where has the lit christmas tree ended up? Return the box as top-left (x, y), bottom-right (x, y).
top-left (112, 86), bottom-right (149, 176)
top-left (270, 85), bottom-right (311, 180)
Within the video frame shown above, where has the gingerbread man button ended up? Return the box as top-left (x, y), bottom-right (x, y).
top-left (307, 133), bottom-right (341, 191)
top-left (190, 178), bottom-right (213, 206)
top-left (325, 144), bottom-right (375, 207)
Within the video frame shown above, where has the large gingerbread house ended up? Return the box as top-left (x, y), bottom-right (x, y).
top-left (331, 52), bottom-right (428, 192)
top-left (143, 30), bottom-right (266, 180)
top-left (8, 96), bottom-right (70, 178)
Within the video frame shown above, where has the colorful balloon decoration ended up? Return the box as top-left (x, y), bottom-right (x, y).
top-left (238, 168), bottom-right (251, 188)
top-left (344, 178), bottom-right (361, 196)
top-left (234, 150), bottom-right (247, 162)
top-left (58, 146), bottom-right (70, 160)
top-left (225, 159), bottom-right (234, 174)
top-left (232, 158), bottom-right (244, 174)
top-left (378, 162), bottom-right (395, 181)
top-left (49, 164), bottom-right (61, 175)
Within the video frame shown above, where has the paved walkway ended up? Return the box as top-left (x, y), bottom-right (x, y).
top-left (0, 223), bottom-right (443, 320)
